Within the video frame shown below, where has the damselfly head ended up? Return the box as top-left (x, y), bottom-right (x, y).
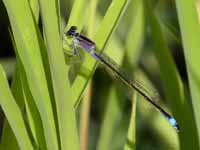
top-left (66, 26), bottom-right (77, 37)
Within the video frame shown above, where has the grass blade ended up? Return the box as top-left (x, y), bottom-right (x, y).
top-left (2, 0), bottom-right (59, 148)
top-left (0, 68), bottom-right (24, 150)
top-left (19, 64), bottom-right (47, 150)
top-left (38, 0), bottom-right (79, 149)
top-left (145, 1), bottom-right (199, 149)
top-left (0, 65), bottom-right (33, 149)
top-left (123, 94), bottom-right (137, 150)
top-left (175, 0), bottom-right (200, 147)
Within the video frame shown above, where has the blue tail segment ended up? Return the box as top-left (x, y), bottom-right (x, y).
top-left (168, 117), bottom-right (180, 131)
top-left (160, 109), bottom-right (180, 131)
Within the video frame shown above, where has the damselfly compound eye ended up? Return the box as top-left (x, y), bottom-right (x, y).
top-left (66, 26), bottom-right (77, 37)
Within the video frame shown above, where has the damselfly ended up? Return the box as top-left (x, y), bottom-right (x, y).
top-left (65, 26), bottom-right (179, 131)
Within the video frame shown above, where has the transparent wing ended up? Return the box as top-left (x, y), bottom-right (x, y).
top-left (96, 52), bottom-right (159, 101)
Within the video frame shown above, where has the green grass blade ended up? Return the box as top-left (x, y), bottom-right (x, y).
top-left (2, 0), bottom-right (59, 149)
top-left (13, 32), bottom-right (46, 149)
top-left (0, 121), bottom-right (18, 150)
top-left (38, 0), bottom-right (79, 149)
top-left (175, 0), bottom-right (200, 147)
top-left (87, 0), bottom-right (98, 38)
top-left (0, 65), bottom-right (33, 149)
top-left (0, 68), bottom-right (24, 150)
top-left (65, 0), bottom-right (86, 32)
top-left (123, 94), bottom-right (137, 150)
top-left (125, 0), bottom-right (145, 67)
top-left (1, 64), bottom-right (45, 150)
top-left (29, 0), bottom-right (39, 22)
top-left (12, 32), bottom-right (46, 149)
top-left (19, 64), bottom-right (47, 150)
top-left (145, 1), bottom-right (199, 149)
top-left (94, 0), bottom-right (129, 50)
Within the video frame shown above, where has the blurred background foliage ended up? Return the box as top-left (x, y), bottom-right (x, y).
top-left (0, 0), bottom-right (200, 149)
